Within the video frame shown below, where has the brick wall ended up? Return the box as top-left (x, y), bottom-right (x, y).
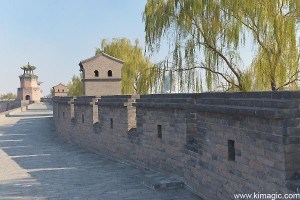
top-left (53, 91), bottom-right (300, 200)
top-left (84, 81), bottom-right (121, 96)
top-left (0, 100), bottom-right (23, 113)
top-left (186, 92), bottom-right (299, 199)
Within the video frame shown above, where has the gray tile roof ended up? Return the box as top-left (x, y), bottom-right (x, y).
top-left (79, 52), bottom-right (124, 66)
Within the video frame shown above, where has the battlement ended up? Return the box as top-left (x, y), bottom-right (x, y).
top-left (97, 95), bottom-right (138, 106)
top-left (74, 96), bottom-right (98, 105)
top-left (53, 91), bottom-right (300, 200)
top-left (53, 96), bottom-right (75, 104)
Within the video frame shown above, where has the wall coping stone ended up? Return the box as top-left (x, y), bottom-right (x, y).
top-left (73, 96), bottom-right (99, 105)
top-left (193, 104), bottom-right (299, 119)
top-left (53, 96), bottom-right (75, 104)
top-left (97, 95), bottom-right (139, 107)
top-left (136, 92), bottom-right (300, 118)
top-left (134, 102), bottom-right (193, 110)
top-left (139, 91), bottom-right (300, 99)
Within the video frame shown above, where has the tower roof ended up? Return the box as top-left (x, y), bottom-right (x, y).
top-left (21, 62), bottom-right (36, 71)
top-left (19, 62), bottom-right (38, 78)
top-left (52, 83), bottom-right (68, 88)
top-left (78, 52), bottom-right (124, 71)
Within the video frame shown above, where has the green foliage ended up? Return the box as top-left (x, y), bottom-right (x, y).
top-left (20, 62), bottom-right (38, 78)
top-left (96, 38), bottom-right (157, 94)
top-left (67, 75), bottom-right (83, 96)
top-left (0, 92), bottom-right (17, 100)
top-left (247, 1), bottom-right (300, 90)
top-left (50, 88), bottom-right (54, 97)
top-left (143, 0), bottom-right (300, 91)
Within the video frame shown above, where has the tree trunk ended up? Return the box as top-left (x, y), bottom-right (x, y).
top-left (271, 79), bottom-right (277, 91)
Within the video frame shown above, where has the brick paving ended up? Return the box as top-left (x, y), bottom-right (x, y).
top-left (0, 103), bottom-right (200, 200)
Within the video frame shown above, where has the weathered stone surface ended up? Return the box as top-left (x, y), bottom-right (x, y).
top-left (53, 92), bottom-right (300, 199)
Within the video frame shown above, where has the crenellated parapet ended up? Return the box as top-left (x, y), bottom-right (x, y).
top-left (97, 95), bottom-right (139, 131)
top-left (53, 91), bottom-right (300, 200)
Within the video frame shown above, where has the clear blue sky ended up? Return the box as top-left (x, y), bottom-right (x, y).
top-left (0, 0), bottom-right (148, 95)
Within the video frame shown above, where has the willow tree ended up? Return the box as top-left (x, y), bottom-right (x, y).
top-left (143, 0), bottom-right (300, 91)
top-left (96, 38), bottom-right (156, 94)
top-left (246, 1), bottom-right (300, 90)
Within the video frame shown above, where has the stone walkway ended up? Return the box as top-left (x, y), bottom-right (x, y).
top-left (0, 103), bottom-right (200, 200)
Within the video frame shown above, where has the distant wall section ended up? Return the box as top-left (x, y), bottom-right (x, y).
top-left (0, 100), bottom-right (29, 113)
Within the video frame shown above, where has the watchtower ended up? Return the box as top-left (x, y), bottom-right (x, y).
top-left (79, 52), bottom-right (123, 96)
top-left (17, 62), bottom-right (41, 102)
top-left (52, 83), bottom-right (68, 97)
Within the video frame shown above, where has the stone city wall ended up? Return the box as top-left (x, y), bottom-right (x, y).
top-left (0, 100), bottom-right (29, 113)
top-left (53, 91), bottom-right (300, 200)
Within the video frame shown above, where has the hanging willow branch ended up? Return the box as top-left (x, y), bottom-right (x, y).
top-left (144, 0), bottom-right (300, 92)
